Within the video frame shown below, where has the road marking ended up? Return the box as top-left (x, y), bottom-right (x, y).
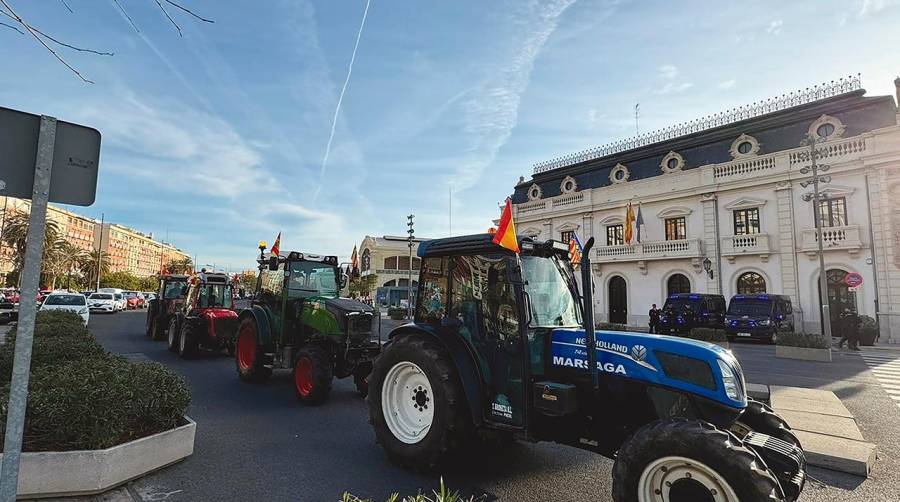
top-left (861, 352), bottom-right (900, 408)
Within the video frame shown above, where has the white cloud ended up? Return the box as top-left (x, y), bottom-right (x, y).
top-left (859, 0), bottom-right (898, 17)
top-left (587, 108), bottom-right (606, 123)
top-left (766, 19), bottom-right (783, 35)
top-left (717, 79), bottom-right (737, 90)
top-left (446, 0), bottom-right (579, 192)
top-left (659, 64), bottom-right (679, 80)
top-left (655, 81), bottom-right (694, 95)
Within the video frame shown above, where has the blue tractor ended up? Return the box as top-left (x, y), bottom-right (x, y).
top-left (367, 234), bottom-right (805, 502)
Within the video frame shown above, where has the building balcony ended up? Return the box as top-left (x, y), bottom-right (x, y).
top-left (363, 268), bottom-right (420, 276)
top-left (595, 238), bottom-right (703, 273)
top-left (800, 224), bottom-right (863, 258)
top-left (721, 234), bottom-right (772, 263)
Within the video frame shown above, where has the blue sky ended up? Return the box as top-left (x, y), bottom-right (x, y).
top-left (2, 0), bottom-right (898, 272)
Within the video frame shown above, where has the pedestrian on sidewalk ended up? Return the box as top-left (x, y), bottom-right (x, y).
top-left (845, 309), bottom-right (861, 351)
top-left (648, 304), bottom-right (661, 334)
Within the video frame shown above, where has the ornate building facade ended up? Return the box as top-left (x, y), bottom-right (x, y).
top-left (357, 235), bottom-right (429, 306)
top-left (511, 76), bottom-right (900, 344)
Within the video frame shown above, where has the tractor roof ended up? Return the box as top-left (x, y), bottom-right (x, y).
top-left (161, 274), bottom-right (190, 281)
top-left (417, 234), bottom-right (570, 258)
top-left (257, 251), bottom-right (338, 266)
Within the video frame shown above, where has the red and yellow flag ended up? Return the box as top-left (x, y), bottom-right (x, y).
top-left (271, 232), bottom-right (282, 256)
top-left (624, 202), bottom-right (635, 244)
top-left (492, 199), bottom-right (520, 254)
top-left (350, 245), bottom-right (358, 270)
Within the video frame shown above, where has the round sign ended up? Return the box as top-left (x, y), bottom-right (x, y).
top-left (844, 272), bottom-right (863, 288)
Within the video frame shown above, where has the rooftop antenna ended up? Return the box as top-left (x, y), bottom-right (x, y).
top-left (634, 102), bottom-right (640, 135)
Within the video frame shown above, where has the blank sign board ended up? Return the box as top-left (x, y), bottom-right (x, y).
top-left (0, 106), bottom-right (100, 206)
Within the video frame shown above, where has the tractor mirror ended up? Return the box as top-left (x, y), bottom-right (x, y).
top-left (507, 258), bottom-right (524, 284)
top-left (268, 256), bottom-right (279, 271)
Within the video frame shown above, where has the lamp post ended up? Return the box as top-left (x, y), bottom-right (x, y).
top-left (407, 214), bottom-right (415, 319)
top-left (799, 135), bottom-right (833, 348)
top-left (702, 257), bottom-right (714, 280)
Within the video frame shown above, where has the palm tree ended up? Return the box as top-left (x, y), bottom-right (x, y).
top-left (55, 242), bottom-right (90, 290)
top-left (165, 257), bottom-right (193, 274)
top-left (0, 209), bottom-right (62, 287)
top-left (81, 249), bottom-right (109, 289)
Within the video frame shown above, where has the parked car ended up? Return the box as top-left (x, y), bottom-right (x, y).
top-left (725, 294), bottom-right (794, 344)
top-left (99, 288), bottom-right (127, 311)
top-left (1, 289), bottom-right (20, 304)
top-left (88, 292), bottom-right (118, 313)
top-left (37, 289), bottom-right (53, 304)
top-left (0, 299), bottom-right (17, 324)
top-left (658, 293), bottom-right (727, 334)
top-left (124, 291), bottom-right (146, 309)
top-left (40, 292), bottom-right (90, 324)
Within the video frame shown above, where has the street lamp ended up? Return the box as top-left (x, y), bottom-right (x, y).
top-left (407, 214), bottom-right (415, 319)
top-left (702, 257), bottom-right (714, 280)
top-left (798, 135), bottom-right (833, 349)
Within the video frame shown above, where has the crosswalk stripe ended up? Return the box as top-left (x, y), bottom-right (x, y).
top-left (861, 356), bottom-right (900, 363)
top-left (862, 358), bottom-right (900, 365)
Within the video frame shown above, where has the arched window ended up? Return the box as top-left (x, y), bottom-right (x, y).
top-left (361, 249), bottom-right (371, 271)
top-left (383, 280), bottom-right (396, 287)
top-left (666, 274), bottom-right (691, 295)
top-left (384, 256), bottom-right (398, 269)
top-left (737, 272), bottom-right (766, 294)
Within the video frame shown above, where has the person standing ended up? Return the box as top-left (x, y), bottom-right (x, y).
top-left (845, 309), bottom-right (861, 351)
top-left (648, 304), bottom-right (661, 334)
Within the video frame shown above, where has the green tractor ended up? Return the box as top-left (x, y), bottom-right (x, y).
top-left (368, 234), bottom-right (806, 502)
top-left (235, 249), bottom-right (380, 404)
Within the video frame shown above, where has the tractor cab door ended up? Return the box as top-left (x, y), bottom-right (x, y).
top-left (448, 254), bottom-right (526, 427)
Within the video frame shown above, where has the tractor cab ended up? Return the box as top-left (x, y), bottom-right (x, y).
top-left (145, 274), bottom-right (190, 340)
top-left (369, 233), bottom-right (806, 502)
top-left (166, 272), bottom-right (239, 358)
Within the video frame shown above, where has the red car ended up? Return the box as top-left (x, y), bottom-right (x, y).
top-left (124, 291), bottom-right (145, 309)
top-left (166, 273), bottom-right (238, 358)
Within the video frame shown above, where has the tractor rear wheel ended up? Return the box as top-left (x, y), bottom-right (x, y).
top-left (166, 318), bottom-right (179, 352)
top-left (367, 334), bottom-right (470, 470)
top-left (145, 311), bottom-right (154, 338)
top-left (235, 317), bottom-right (271, 383)
top-left (293, 346), bottom-right (333, 404)
top-left (731, 399), bottom-right (801, 449)
top-left (613, 418), bottom-right (785, 502)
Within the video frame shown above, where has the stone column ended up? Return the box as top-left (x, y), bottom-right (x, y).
top-left (700, 193), bottom-right (720, 294)
top-left (774, 181), bottom-right (801, 325)
top-left (542, 219), bottom-right (553, 242)
top-left (873, 168), bottom-right (900, 344)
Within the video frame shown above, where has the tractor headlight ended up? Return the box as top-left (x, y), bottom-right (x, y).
top-left (717, 359), bottom-right (743, 401)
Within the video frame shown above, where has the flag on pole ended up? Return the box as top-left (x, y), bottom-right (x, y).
top-left (492, 198), bottom-right (520, 253)
top-left (635, 203), bottom-right (644, 243)
top-left (271, 232), bottom-right (282, 257)
top-left (350, 245), bottom-right (358, 270)
top-left (624, 202), bottom-right (635, 244)
top-left (569, 233), bottom-right (583, 268)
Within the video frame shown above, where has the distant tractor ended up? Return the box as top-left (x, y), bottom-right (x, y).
top-left (236, 249), bottom-right (380, 404)
top-left (368, 234), bottom-right (806, 502)
top-left (145, 274), bottom-right (190, 340)
top-left (166, 272), bottom-right (239, 358)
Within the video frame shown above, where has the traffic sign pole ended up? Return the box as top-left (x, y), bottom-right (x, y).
top-left (0, 116), bottom-right (56, 501)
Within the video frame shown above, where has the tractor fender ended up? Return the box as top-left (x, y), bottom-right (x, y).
top-left (238, 305), bottom-right (275, 349)
top-left (389, 324), bottom-right (485, 426)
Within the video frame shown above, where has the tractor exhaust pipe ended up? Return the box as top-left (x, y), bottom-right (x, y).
top-left (579, 237), bottom-right (598, 390)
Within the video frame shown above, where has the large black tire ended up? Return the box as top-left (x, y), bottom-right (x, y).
top-left (177, 323), bottom-right (198, 359)
top-left (145, 310), bottom-right (154, 338)
top-left (235, 317), bottom-right (271, 383)
top-left (292, 346), bottom-right (333, 404)
top-left (367, 334), bottom-right (471, 470)
top-left (353, 362), bottom-right (373, 398)
top-left (732, 399), bottom-right (801, 449)
top-left (612, 418), bottom-right (785, 502)
top-left (166, 318), bottom-right (179, 352)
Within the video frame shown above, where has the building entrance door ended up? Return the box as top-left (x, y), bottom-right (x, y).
top-left (826, 268), bottom-right (857, 334)
top-left (608, 276), bottom-right (627, 324)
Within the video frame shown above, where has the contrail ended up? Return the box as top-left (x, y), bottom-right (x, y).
top-left (314, 0), bottom-right (371, 201)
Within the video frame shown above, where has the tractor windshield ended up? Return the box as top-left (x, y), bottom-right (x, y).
top-left (287, 261), bottom-right (339, 298)
top-left (198, 284), bottom-right (233, 308)
top-left (521, 255), bottom-right (581, 328)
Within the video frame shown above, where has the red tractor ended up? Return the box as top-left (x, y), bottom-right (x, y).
top-left (167, 272), bottom-right (239, 358)
top-left (146, 274), bottom-right (190, 340)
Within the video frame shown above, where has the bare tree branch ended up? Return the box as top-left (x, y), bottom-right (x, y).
top-left (112, 0), bottom-right (140, 33)
top-left (0, 19), bottom-right (23, 34)
top-left (153, 0), bottom-right (182, 37)
top-left (59, 0), bottom-right (73, 14)
top-left (0, 5), bottom-right (113, 56)
top-left (0, 0), bottom-right (94, 82)
top-left (163, 0), bottom-right (214, 24)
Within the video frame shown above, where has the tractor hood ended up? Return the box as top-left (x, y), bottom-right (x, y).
top-left (550, 328), bottom-right (746, 409)
top-left (323, 297), bottom-right (375, 316)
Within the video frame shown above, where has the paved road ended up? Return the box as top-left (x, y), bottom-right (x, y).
top-left (83, 311), bottom-right (900, 502)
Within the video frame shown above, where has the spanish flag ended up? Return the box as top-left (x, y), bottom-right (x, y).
top-left (569, 233), bottom-right (583, 268)
top-left (492, 198), bottom-right (520, 254)
top-left (271, 232), bottom-right (282, 257)
top-left (624, 202), bottom-right (635, 244)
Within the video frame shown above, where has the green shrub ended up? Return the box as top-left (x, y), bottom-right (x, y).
top-left (859, 315), bottom-right (878, 346)
top-left (0, 358), bottom-right (191, 452)
top-left (342, 479), bottom-right (484, 502)
top-left (686, 328), bottom-right (727, 343)
top-left (776, 332), bottom-right (830, 349)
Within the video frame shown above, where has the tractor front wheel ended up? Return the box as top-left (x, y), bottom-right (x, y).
top-left (613, 418), bottom-right (785, 502)
top-left (235, 317), bottom-right (271, 383)
top-left (166, 318), bottom-right (179, 352)
top-left (367, 334), bottom-right (470, 470)
top-left (293, 346), bottom-right (333, 404)
top-left (177, 324), bottom-right (198, 359)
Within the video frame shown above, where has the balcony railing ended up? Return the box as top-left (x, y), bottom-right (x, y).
top-left (800, 224), bottom-right (863, 257)
top-left (721, 234), bottom-right (771, 262)
top-left (712, 154), bottom-right (777, 181)
top-left (789, 137), bottom-right (867, 166)
top-left (595, 238), bottom-right (702, 263)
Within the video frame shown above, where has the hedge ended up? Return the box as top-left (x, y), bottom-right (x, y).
top-left (0, 310), bottom-right (191, 452)
top-left (686, 327), bottom-right (728, 343)
top-left (775, 332), bottom-right (830, 349)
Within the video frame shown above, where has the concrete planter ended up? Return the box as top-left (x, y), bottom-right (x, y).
top-left (776, 345), bottom-right (832, 362)
top-left (0, 416), bottom-right (195, 499)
